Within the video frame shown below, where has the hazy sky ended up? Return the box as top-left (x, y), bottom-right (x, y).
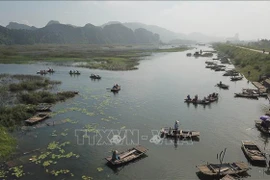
top-left (0, 1), bottom-right (269, 40)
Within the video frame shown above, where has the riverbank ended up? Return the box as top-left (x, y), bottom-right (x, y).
top-left (0, 74), bottom-right (78, 161)
top-left (0, 44), bottom-right (190, 71)
top-left (213, 43), bottom-right (270, 81)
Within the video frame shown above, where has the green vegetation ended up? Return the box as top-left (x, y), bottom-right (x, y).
top-left (18, 91), bottom-right (76, 105)
top-left (241, 39), bottom-right (270, 52)
top-left (0, 74), bottom-right (77, 160)
top-left (0, 104), bottom-right (36, 128)
top-left (9, 79), bottom-right (61, 92)
top-left (0, 44), bottom-right (189, 70)
top-left (213, 43), bottom-right (270, 81)
top-left (0, 126), bottom-right (16, 161)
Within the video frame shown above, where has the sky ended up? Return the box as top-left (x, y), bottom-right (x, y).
top-left (0, 1), bottom-right (269, 40)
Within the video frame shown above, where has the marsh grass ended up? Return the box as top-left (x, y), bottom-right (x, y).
top-left (0, 126), bottom-right (16, 161)
top-left (0, 44), bottom-right (189, 70)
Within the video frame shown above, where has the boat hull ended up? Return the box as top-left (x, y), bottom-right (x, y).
top-left (196, 161), bottom-right (250, 177)
top-left (241, 140), bottom-right (267, 166)
top-left (105, 145), bottom-right (148, 166)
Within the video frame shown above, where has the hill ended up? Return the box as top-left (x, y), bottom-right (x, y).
top-left (6, 22), bottom-right (37, 30)
top-left (0, 22), bottom-right (160, 45)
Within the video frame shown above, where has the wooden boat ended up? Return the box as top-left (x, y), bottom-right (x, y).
top-left (231, 76), bottom-right (243, 81)
top-left (47, 69), bottom-right (55, 73)
top-left (234, 93), bottom-right (259, 99)
top-left (215, 68), bottom-right (226, 71)
top-left (25, 112), bottom-right (50, 125)
top-left (69, 71), bottom-right (81, 75)
top-left (196, 161), bottom-right (250, 177)
top-left (36, 103), bottom-right (52, 111)
top-left (221, 174), bottom-right (236, 180)
top-left (242, 88), bottom-right (267, 97)
top-left (223, 72), bottom-right (239, 76)
top-left (207, 96), bottom-right (218, 102)
top-left (105, 145), bottom-right (148, 166)
top-left (186, 53), bottom-right (192, 56)
top-left (206, 65), bottom-right (215, 68)
top-left (205, 61), bottom-right (216, 65)
top-left (184, 99), bottom-right (210, 105)
top-left (241, 140), bottom-right (267, 165)
top-left (111, 85), bottom-right (121, 92)
top-left (160, 127), bottom-right (200, 139)
top-left (90, 74), bottom-right (101, 79)
top-left (37, 70), bottom-right (48, 74)
top-left (217, 83), bottom-right (229, 89)
top-left (255, 120), bottom-right (270, 135)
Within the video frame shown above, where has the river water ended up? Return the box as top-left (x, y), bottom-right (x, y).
top-left (0, 45), bottom-right (269, 180)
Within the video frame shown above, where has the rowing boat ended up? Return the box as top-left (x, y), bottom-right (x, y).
top-left (105, 145), bottom-right (148, 166)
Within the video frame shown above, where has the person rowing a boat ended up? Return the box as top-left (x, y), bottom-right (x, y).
top-left (112, 150), bottom-right (120, 161)
top-left (187, 95), bottom-right (191, 100)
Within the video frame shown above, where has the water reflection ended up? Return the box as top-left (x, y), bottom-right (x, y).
top-left (106, 155), bottom-right (148, 174)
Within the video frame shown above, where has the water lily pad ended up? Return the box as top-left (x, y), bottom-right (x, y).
top-left (97, 167), bottom-right (103, 172)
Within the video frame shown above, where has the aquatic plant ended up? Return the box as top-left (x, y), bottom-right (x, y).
top-left (50, 169), bottom-right (70, 176)
top-left (84, 124), bottom-right (98, 133)
top-left (97, 167), bottom-right (103, 172)
top-left (82, 175), bottom-right (93, 180)
top-left (0, 170), bottom-right (7, 179)
top-left (9, 165), bottom-right (25, 178)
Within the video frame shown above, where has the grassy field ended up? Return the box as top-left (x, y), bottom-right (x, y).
top-left (0, 44), bottom-right (189, 70)
top-left (213, 43), bottom-right (270, 81)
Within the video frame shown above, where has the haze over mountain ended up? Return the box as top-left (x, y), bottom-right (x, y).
top-left (101, 21), bottom-right (225, 43)
top-left (0, 21), bottom-right (160, 45)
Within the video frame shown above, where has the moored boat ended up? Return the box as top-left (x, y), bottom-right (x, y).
top-left (25, 112), bottom-right (50, 125)
top-left (231, 76), bottom-right (243, 81)
top-left (241, 140), bottom-right (267, 166)
top-left (234, 93), bottom-right (259, 99)
top-left (221, 174), bottom-right (236, 180)
top-left (255, 120), bottom-right (270, 135)
top-left (196, 161), bottom-right (250, 177)
top-left (105, 145), bottom-right (148, 166)
top-left (186, 53), bottom-right (192, 56)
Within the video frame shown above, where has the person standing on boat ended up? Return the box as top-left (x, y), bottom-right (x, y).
top-left (174, 120), bottom-right (179, 131)
top-left (187, 95), bottom-right (191, 100)
top-left (220, 81), bottom-right (222, 85)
